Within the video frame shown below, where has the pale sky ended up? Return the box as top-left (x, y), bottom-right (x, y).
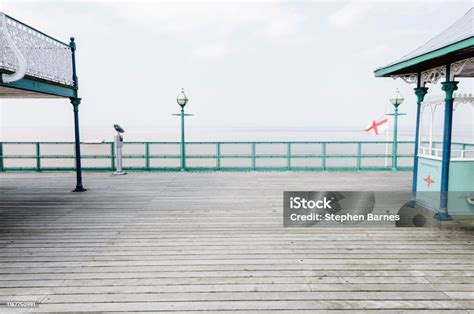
top-left (0, 0), bottom-right (473, 141)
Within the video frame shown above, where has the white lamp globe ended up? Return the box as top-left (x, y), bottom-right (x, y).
top-left (390, 89), bottom-right (404, 107)
top-left (177, 88), bottom-right (188, 107)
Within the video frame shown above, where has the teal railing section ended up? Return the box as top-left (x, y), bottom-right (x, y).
top-left (0, 141), bottom-right (471, 172)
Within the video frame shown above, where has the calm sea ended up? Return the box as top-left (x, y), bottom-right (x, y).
top-left (1, 126), bottom-right (472, 142)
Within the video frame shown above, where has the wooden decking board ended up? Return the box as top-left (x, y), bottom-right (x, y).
top-left (19, 291), bottom-right (456, 302)
top-left (0, 172), bottom-right (473, 312)
top-left (1, 283), bottom-right (474, 295)
top-left (112, 311), bottom-right (472, 314)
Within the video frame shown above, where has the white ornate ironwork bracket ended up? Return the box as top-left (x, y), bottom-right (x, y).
top-left (391, 58), bottom-right (474, 86)
top-left (1, 13), bottom-right (26, 83)
top-left (421, 65), bottom-right (446, 85)
top-left (391, 73), bottom-right (418, 84)
top-left (390, 66), bottom-right (446, 86)
top-left (390, 66), bottom-right (447, 86)
top-left (450, 57), bottom-right (474, 80)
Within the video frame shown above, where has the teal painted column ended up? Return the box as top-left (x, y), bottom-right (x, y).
top-left (412, 86), bottom-right (428, 197)
top-left (180, 108), bottom-right (186, 171)
top-left (436, 80), bottom-right (458, 221)
top-left (71, 97), bottom-right (86, 191)
top-left (69, 37), bottom-right (86, 192)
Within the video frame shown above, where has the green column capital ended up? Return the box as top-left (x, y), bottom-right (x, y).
top-left (70, 97), bottom-right (82, 111)
top-left (441, 81), bottom-right (459, 101)
top-left (414, 87), bottom-right (428, 103)
top-left (69, 37), bottom-right (76, 51)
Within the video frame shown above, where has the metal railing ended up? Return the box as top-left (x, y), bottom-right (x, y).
top-left (418, 144), bottom-right (474, 161)
top-left (0, 140), bottom-right (412, 172)
top-left (0, 141), bottom-right (471, 172)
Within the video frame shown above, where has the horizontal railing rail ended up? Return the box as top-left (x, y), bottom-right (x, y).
top-left (418, 143), bottom-right (474, 161)
top-left (0, 141), bottom-right (472, 172)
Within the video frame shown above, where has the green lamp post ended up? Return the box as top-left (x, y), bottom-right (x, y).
top-left (176, 88), bottom-right (189, 171)
top-left (388, 89), bottom-right (405, 171)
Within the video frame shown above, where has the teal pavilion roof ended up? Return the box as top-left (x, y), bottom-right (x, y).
top-left (375, 8), bottom-right (474, 78)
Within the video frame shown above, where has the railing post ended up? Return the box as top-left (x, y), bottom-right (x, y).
top-left (251, 142), bottom-right (256, 170)
top-left (216, 142), bottom-right (221, 170)
top-left (357, 142), bottom-right (362, 171)
top-left (145, 142), bottom-right (150, 171)
top-left (0, 142), bottom-right (4, 172)
top-left (110, 142), bottom-right (115, 171)
top-left (461, 143), bottom-right (466, 159)
top-left (35, 142), bottom-right (41, 172)
top-left (322, 142), bottom-right (327, 171)
top-left (287, 142), bottom-right (291, 170)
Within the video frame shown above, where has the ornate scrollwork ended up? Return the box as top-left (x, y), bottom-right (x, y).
top-left (0, 13), bottom-right (73, 86)
top-left (421, 66), bottom-right (446, 85)
top-left (391, 59), bottom-right (473, 86)
top-left (1, 14), bottom-right (27, 83)
top-left (390, 73), bottom-right (418, 84)
top-left (391, 65), bottom-right (452, 86)
top-left (450, 57), bottom-right (474, 80)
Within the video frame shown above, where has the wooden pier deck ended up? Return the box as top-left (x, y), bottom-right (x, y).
top-left (0, 172), bottom-right (473, 313)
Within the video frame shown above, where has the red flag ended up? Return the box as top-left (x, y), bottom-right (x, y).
top-left (364, 116), bottom-right (388, 136)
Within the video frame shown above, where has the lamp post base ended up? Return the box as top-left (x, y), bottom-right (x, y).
top-left (434, 211), bottom-right (453, 221)
top-left (180, 168), bottom-right (187, 172)
top-left (73, 186), bottom-right (87, 192)
top-left (113, 171), bottom-right (127, 175)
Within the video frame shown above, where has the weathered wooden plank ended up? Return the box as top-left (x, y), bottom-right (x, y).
top-left (26, 291), bottom-right (451, 303)
top-left (1, 283), bottom-right (474, 296)
top-left (3, 300), bottom-right (474, 312)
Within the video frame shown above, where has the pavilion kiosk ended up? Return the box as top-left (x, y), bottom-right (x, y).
top-left (375, 8), bottom-right (473, 220)
top-left (0, 12), bottom-right (85, 191)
